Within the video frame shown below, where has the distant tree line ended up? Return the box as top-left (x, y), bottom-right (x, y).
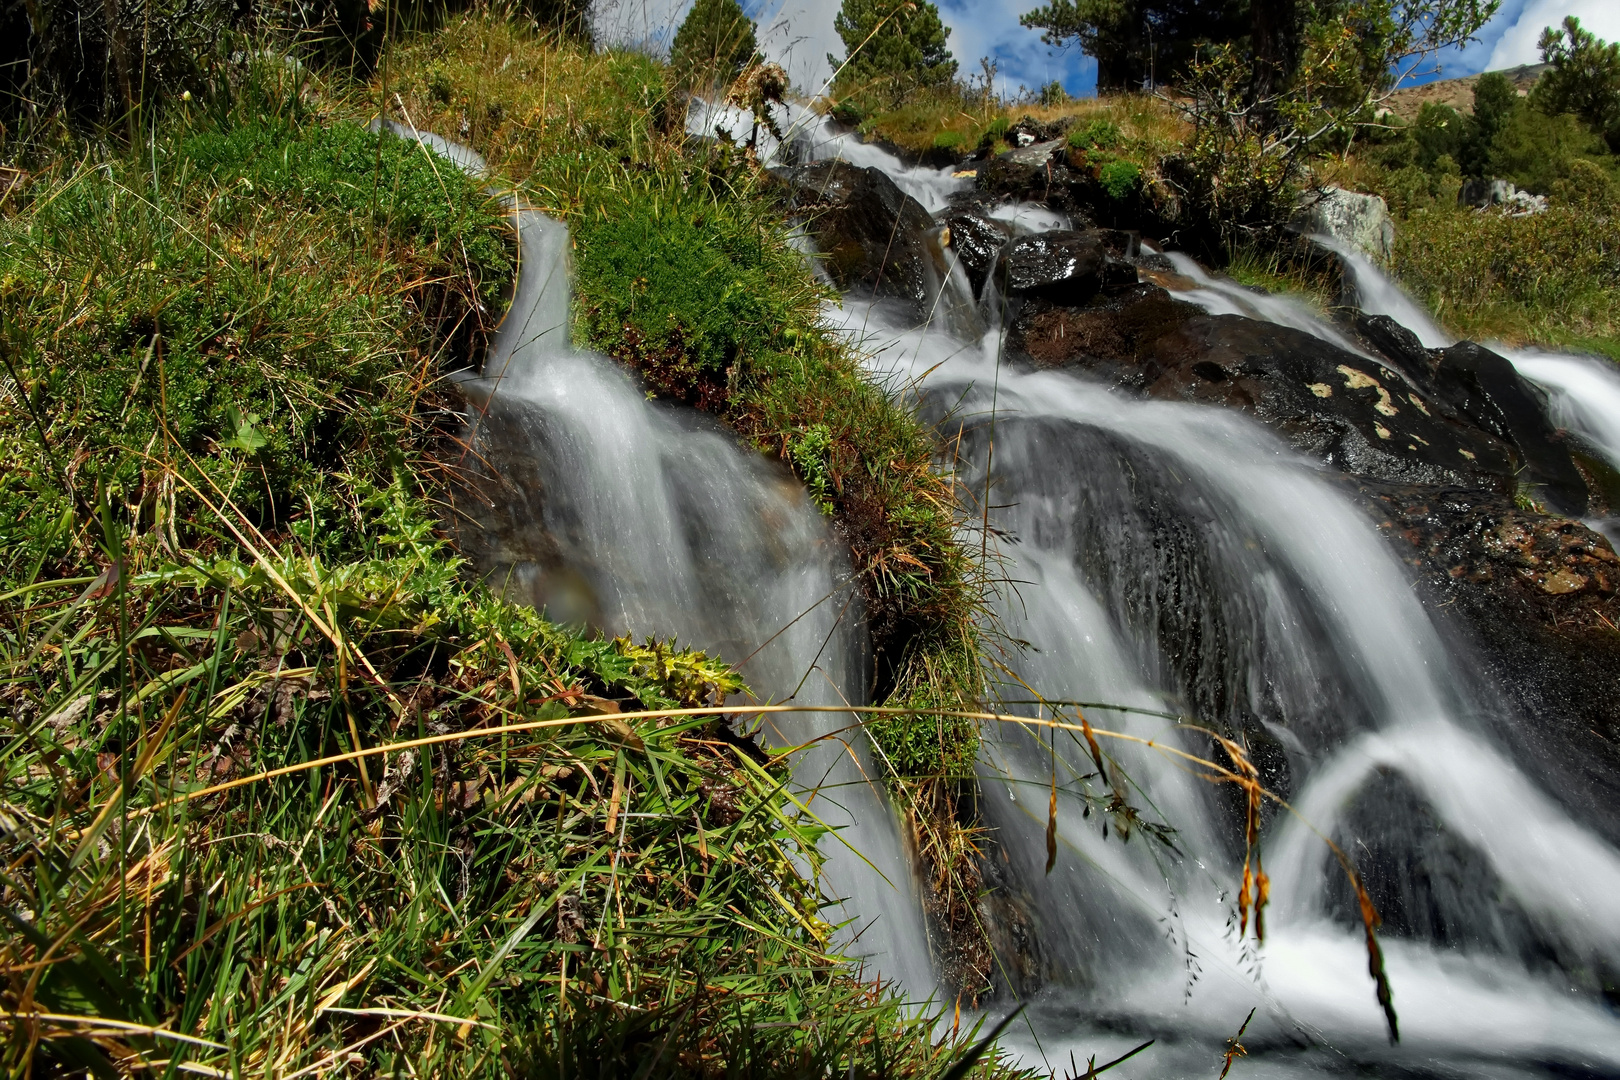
top-left (1371, 16), bottom-right (1620, 209)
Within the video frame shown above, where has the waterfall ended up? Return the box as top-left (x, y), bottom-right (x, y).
top-left (829, 293), bottom-right (1620, 1073)
top-left (1157, 251), bottom-right (1372, 357)
top-left (1313, 234), bottom-right (1454, 349)
top-left (381, 123), bottom-right (938, 997)
top-left (772, 115), bottom-right (1620, 1070)
top-left (685, 98), bottom-right (968, 213)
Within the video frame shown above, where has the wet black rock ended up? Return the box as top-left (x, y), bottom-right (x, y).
top-left (1365, 485), bottom-right (1620, 838)
top-left (1355, 312), bottom-right (1440, 393)
top-left (1008, 282), bottom-right (1196, 377)
top-left (1025, 304), bottom-right (1521, 490)
top-left (998, 230), bottom-right (1106, 305)
top-left (780, 160), bottom-right (936, 315)
top-left (940, 210), bottom-right (1010, 294)
top-left (973, 144), bottom-right (1091, 222)
top-left (1434, 341), bottom-right (1590, 516)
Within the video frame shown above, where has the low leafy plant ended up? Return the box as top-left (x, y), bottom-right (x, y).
top-left (1067, 117), bottom-right (1121, 153)
top-left (1098, 159), bottom-right (1142, 199)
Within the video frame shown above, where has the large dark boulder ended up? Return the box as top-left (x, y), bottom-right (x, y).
top-left (941, 210), bottom-right (1010, 294)
top-left (973, 140), bottom-right (1092, 221)
top-left (1354, 312), bottom-right (1440, 393)
top-left (1026, 305), bottom-right (1520, 490)
top-left (999, 230), bottom-right (1107, 305)
top-left (1366, 486), bottom-right (1620, 837)
top-left (1008, 282), bottom-right (1196, 375)
top-left (1434, 342), bottom-right (1590, 516)
top-left (781, 160), bottom-right (937, 315)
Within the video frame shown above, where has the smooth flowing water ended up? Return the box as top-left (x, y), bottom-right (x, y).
top-left (381, 122), bottom-right (937, 995)
top-left (828, 290), bottom-right (1620, 1076)
top-left (773, 119), bottom-right (1620, 1073)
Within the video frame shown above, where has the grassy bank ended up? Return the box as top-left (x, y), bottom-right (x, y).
top-left (0, 65), bottom-right (1015, 1074)
top-left (385, 22), bottom-right (989, 791)
top-left (1390, 204), bottom-right (1620, 358)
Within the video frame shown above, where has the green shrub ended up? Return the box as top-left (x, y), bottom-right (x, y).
top-left (1098, 158), bottom-right (1141, 198)
top-left (978, 115), bottom-right (1011, 150)
top-left (1412, 101), bottom-right (1469, 170)
top-left (831, 98), bottom-right (866, 126)
top-left (1394, 203), bottom-right (1620, 351)
top-left (572, 175), bottom-right (806, 382)
top-left (1489, 106), bottom-right (1614, 194)
top-left (933, 128), bottom-right (967, 151)
top-left (1068, 117), bottom-right (1122, 152)
top-left (788, 423), bottom-right (837, 513)
top-left (0, 117), bottom-right (510, 576)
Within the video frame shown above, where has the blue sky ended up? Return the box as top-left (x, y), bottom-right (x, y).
top-left (591, 0), bottom-right (1620, 98)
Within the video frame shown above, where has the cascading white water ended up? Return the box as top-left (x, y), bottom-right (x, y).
top-left (1497, 349), bottom-right (1620, 473)
top-left (381, 123), bottom-right (938, 996)
top-left (685, 98), bottom-right (967, 213)
top-left (830, 292), bottom-right (1620, 1074)
top-left (1315, 234), bottom-right (1454, 349)
top-left (1158, 251), bottom-right (1372, 357)
top-left (389, 108), bottom-right (1620, 1070)
top-left (756, 115), bottom-right (1620, 1071)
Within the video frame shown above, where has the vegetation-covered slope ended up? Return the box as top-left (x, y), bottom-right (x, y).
top-left (0, 61), bottom-right (1015, 1077)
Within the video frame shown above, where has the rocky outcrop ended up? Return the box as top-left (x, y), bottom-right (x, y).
top-left (1433, 342), bottom-right (1591, 515)
top-left (973, 143), bottom-right (1096, 224)
top-left (1293, 187), bottom-right (1395, 262)
top-left (1018, 290), bottom-right (1522, 490)
top-left (1010, 281), bottom-right (1195, 372)
top-left (999, 230), bottom-right (1107, 304)
top-left (1367, 486), bottom-right (1620, 834)
top-left (998, 235), bottom-right (1620, 812)
top-left (939, 209), bottom-right (1010, 294)
top-left (779, 160), bottom-right (938, 315)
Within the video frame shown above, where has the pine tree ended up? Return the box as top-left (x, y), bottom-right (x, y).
top-left (671, 0), bottom-right (760, 88)
top-left (828, 0), bottom-right (957, 100)
top-left (1532, 16), bottom-right (1620, 152)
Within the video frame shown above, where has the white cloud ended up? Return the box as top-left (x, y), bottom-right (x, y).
top-left (1485, 0), bottom-right (1620, 69)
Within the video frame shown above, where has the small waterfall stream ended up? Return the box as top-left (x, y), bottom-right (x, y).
top-left (463, 205), bottom-right (943, 994)
top-left (381, 121), bottom-right (937, 995)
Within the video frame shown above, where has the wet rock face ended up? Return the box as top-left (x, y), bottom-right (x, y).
top-left (780, 160), bottom-right (936, 314)
top-left (1434, 342), bottom-right (1591, 516)
top-left (940, 210), bottom-right (1010, 293)
top-left (1366, 485), bottom-right (1620, 835)
top-left (997, 247), bottom-right (1620, 802)
top-left (973, 146), bottom-right (1093, 222)
top-left (1354, 313), bottom-right (1437, 392)
top-left (1009, 282), bottom-right (1197, 374)
top-left (1045, 308), bottom-right (1520, 489)
top-left (999, 230), bottom-right (1106, 304)
top-left (1003, 244), bottom-right (1596, 513)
